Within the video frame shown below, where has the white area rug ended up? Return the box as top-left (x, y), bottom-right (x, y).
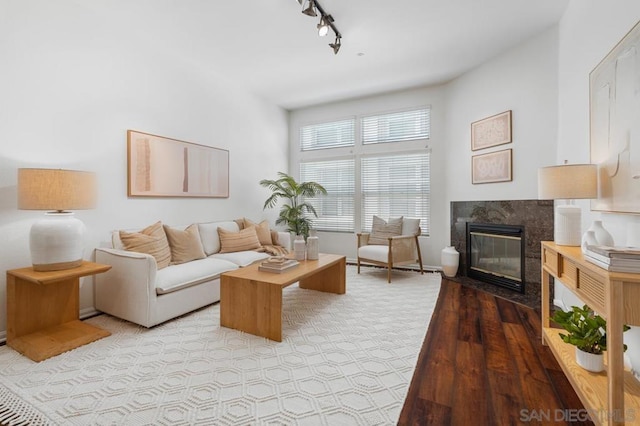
top-left (0, 266), bottom-right (441, 425)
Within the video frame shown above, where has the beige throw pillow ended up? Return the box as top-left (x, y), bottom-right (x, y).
top-left (164, 224), bottom-right (206, 265)
top-left (243, 218), bottom-right (273, 246)
top-left (218, 226), bottom-right (261, 253)
top-left (368, 216), bottom-right (403, 245)
top-left (119, 221), bottom-right (171, 269)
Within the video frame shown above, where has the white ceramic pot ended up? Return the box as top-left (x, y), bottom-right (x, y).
top-left (575, 347), bottom-right (604, 373)
top-left (441, 246), bottom-right (459, 278)
top-left (306, 235), bottom-right (319, 260)
top-left (589, 220), bottom-right (614, 247)
top-left (293, 236), bottom-right (306, 261)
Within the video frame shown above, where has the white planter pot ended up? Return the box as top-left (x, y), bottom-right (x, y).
top-left (575, 347), bottom-right (604, 373)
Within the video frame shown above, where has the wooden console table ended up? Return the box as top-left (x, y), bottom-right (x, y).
top-left (6, 261), bottom-right (112, 362)
top-left (541, 242), bottom-right (640, 425)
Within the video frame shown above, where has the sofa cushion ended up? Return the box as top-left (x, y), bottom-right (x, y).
top-left (119, 221), bottom-right (171, 269)
top-left (164, 224), bottom-right (206, 265)
top-left (358, 245), bottom-right (390, 263)
top-left (218, 226), bottom-right (261, 253)
top-left (243, 218), bottom-right (273, 246)
top-left (368, 216), bottom-right (403, 245)
top-left (155, 258), bottom-right (238, 295)
top-left (197, 221), bottom-right (239, 255)
top-left (210, 250), bottom-right (271, 267)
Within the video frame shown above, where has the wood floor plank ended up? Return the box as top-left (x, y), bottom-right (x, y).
top-left (450, 340), bottom-right (491, 426)
top-left (477, 290), bottom-right (514, 374)
top-left (503, 322), bottom-right (571, 426)
top-left (457, 285), bottom-right (482, 343)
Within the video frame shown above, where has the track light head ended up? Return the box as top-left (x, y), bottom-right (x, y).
top-left (302, 0), bottom-right (317, 17)
top-left (317, 16), bottom-right (329, 36)
top-left (329, 36), bottom-right (341, 54)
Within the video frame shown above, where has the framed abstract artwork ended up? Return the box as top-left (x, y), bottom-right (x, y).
top-left (471, 110), bottom-right (512, 151)
top-left (590, 20), bottom-right (640, 213)
top-left (127, 130), bottom-right (229, 198)
top-left (472, 148), bottom-right (512, 184)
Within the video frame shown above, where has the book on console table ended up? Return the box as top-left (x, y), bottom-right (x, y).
top-left (586, 245), bottom-right (640, 259)
top-left (584, 250), bottom-right (640, 273)
top-left (258, 258), bottom-right (299, 273)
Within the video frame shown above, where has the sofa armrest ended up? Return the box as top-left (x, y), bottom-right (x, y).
top-left (94, 247), bottom-right (158, 327)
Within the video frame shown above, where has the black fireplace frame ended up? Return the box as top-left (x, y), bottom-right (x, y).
top-left (466, 222), bottom-right (525, 293)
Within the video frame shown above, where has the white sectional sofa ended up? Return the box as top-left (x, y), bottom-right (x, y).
top-left (95, 220), bottom-right (290, 328)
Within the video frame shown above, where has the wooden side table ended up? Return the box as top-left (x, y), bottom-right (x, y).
top-left (6, 261), bottom-right (112, 362)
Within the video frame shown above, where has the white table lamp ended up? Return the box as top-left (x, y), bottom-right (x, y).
top-left (18, 168), bottom-right (96, 271)
top-left (538, 164), bottom-right (597, 246)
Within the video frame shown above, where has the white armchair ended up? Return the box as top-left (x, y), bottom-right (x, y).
top-left (357, 217), bottom-right (424, 283)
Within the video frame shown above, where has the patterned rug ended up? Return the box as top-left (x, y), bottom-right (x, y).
top-left (0, 266), bottom-right (441, 425)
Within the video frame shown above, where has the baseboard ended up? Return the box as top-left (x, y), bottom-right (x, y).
top-left (80, 307), bottom-right (101, 320)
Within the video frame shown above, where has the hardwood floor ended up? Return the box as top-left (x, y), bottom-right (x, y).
top-left (399, 278), bottom-right (594, 426)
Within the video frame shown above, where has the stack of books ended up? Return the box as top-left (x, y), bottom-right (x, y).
top-left (258, 257), bottom-right (299, 273)
top-left (584, 245), bottom-right (640, 272)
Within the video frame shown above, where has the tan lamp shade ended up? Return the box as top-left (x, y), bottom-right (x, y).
top-left (18, 168), bottom-right (97, 211)
top-left (537, 164), bottom-right (597, 200)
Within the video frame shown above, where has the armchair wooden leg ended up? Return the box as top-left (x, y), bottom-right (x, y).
top-left (387, 266), bottom-right (392, 283)
top-left (357, 258), bottom-right (360, 274)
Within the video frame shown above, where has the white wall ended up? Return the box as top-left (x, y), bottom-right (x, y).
top-left (445, 26), bottom-right (560, 204)
top-left (556, 0), bottom-right (640, 372)
top-left (288, 86), bottom-right (448, 268)
top-left (0, 1), bottom-right (288, 338)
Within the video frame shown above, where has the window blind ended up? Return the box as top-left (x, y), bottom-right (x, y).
top-left (362, 107), bottom-right (430, 145)
top-left (361, 152), bottom-right (430, 235)
top-left (300, 159), bottom-right (355, 232)
top-left (300, 119), bottom-right (355, 151)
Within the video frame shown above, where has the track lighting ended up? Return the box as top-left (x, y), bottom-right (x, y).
top-left (298, 0), bottom-right (342, 54)
top-left (301, 0), bottom-right (317, 17)
top-left (329, 36), bottom-right (341, 54)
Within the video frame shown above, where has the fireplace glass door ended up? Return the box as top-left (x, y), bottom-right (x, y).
top-left (466, 223), bottom-right (525, 293)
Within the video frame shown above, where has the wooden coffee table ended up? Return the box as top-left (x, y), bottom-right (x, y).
top-left (220, 253), bottom-right (346, 341)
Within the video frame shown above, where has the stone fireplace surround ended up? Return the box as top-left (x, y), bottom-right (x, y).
top-left (450, 200), bottom-right (554, 309)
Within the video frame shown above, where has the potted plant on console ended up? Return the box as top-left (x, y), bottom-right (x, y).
top-left (260, 172), bottom-right (327, 240)
top-left (551, 305), bottom-right (630, 373)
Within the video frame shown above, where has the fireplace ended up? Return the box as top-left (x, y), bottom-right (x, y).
top-left (466, 223), bottom-right (525, 293)
top-left (450, 200), bottom-right (553, 308)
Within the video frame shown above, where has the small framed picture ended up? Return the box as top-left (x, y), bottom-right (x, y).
top-left (472, 149), bottom-right (512, 184)
top-left (471, 110), bottom-right (512, 151)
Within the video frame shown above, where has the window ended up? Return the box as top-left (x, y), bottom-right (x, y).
top-left (362, 107), bottom-right (430, 145)
top-left (300, 119), bottom-right (355, 151)
top-left (361, 153), bottom-right (430, 234)
top-left (300, 159), bottom-right (355, 232)
top-left (296, 106), bottom-right (431, 235)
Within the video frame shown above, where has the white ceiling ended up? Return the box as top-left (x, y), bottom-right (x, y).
top-left (91, 0), bottom-right (569, 110)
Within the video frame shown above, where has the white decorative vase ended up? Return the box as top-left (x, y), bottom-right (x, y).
top-left (587, 220), bottom-right (614, 247)
top-left (441, 246), bottom-right (459, 278)
top-left (306, 231), bottom-right (319, 260)
top-left (293, 235), bottom-right (306, 261)
top-left (575, 347), bottom-right (604, 373)
top-left (581, 230), bottom-right (598, 254)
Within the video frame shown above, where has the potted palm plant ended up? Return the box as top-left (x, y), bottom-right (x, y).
top-left (551, 304), bottom-right (630, 372)
top-left (260, 172), bottom-right (327, 239)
